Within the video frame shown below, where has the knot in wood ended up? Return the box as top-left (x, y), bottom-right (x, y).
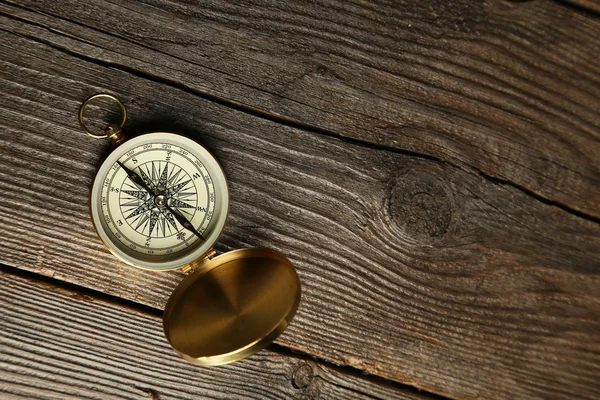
top-left (292, 363), bottom-right (314, 389)
top-left (388, 171), bottom-right (452, 240)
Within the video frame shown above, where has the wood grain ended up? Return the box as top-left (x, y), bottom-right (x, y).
top-left (1, 23), bottom-right (599, 399)
top-left (0, 269), bottom-right (425, 400)
top-left (1, 0), bottom-right (599, 219)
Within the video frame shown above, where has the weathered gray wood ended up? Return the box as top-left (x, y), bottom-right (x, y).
top-left (2, 0), bottom-right (599, 219)
top-left (0, 269), bottom-right (425, 400)
top-left (1, 24), bottom-right (599, 399)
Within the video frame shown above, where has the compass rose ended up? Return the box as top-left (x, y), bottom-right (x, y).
top-left (119, 160), bottom-right (198, 239)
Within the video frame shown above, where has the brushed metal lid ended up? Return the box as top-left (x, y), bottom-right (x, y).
top-left (163, 248), bottom-right (301, 365)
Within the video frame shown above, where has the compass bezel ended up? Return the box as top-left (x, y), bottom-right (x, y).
top-left (89, 132), bottom-right (229, 271)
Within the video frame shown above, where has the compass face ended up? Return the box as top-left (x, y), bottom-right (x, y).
top-left (90, 133), bottom-right (229, 270)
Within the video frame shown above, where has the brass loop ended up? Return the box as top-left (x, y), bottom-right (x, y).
top-left (79, 94), bottom-right (127, 139)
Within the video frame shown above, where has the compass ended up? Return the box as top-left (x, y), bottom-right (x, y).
top-left (81, 94), bottom-right (301, 365)
top-left (90, 132), bottom-right (226, 269)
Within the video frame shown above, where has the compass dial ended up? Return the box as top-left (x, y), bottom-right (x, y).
top-left (90, 133), bottom-right (229, 270)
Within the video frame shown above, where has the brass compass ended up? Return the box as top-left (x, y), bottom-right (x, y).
top-left (80, 94), bottom-right (301, 365)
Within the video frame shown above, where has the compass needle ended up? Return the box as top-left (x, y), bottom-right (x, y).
top-left (165, 203), bottom-right (206, 242)
top-left (140, 166), bottom-right (155, 191)
top-left (117, 161), bottom-right (155, 195)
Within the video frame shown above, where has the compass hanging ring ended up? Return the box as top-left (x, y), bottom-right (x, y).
top-left (79, 93), bottom-right (127, 140)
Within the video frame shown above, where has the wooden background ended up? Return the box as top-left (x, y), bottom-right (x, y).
top-left (1, 0), bottom-right (599, 399)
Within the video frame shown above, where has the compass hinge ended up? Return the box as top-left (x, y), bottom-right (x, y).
top-left (181, 248), bottom-right (216, 273)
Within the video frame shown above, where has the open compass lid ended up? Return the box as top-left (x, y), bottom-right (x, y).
top-left (163, 248), bottom-right (301, 365)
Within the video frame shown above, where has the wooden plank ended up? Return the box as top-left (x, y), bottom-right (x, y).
top-left (1, 0), bottom-right (599, 218)
top-left (1, 22), bottom-right (600, 400)
top-left (0, 269), bottom-right (424, 400)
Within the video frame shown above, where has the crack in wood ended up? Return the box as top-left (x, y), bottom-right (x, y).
top-left (556, 0), bottom-right (600, 15)
top-left (2, 265), bottom-right (428, 399)
top-left (133, 386), bottom-right (161, 400)
top-left (0, 262), bottom-right (447, 399)
top-left (479, 170), bottom-right (600, 224)
top-left (1, 5), bottom-right (597, 225)
top-left (271, 344), bottom-right (452, 400)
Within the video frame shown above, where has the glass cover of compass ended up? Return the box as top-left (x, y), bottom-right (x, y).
top-left (90, 132), bottom-right (229, 270)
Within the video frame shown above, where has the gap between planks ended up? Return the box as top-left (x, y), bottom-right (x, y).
top-left (0, 263), bottom-right (450, 400)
